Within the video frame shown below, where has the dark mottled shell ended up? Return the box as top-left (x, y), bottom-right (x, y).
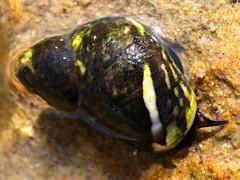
top-left (15, 17), bottom-right (197, 152)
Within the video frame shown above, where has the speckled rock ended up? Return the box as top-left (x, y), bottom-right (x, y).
top-left (1, 0), bottom-right (240, 179)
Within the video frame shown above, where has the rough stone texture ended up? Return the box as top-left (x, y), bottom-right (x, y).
top-left (1, 0), bottom-right (240, 179)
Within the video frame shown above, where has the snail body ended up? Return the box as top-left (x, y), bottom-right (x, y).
top-left (14, 17), bottom-right (224, 152)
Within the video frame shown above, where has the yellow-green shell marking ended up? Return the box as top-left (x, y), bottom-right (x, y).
top-left (15, 17), bottom-right (198, 152)
top-left (15, 48), bottom-right (34, 73)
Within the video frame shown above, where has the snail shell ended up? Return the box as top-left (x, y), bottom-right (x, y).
top-left (15, 17), bottom-right (197, 152)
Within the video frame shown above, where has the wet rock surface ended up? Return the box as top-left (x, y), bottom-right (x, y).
top-left (0, 0), bottom-right (240, 179)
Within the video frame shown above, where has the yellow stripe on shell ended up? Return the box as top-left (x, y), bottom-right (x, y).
top-left (126, 18), bottom-right (145, 36)
top-left (161, 64), bottom-right (171, 89)
top-left (179, 81), bottom-right (197, 130)
top-left (20, 49), bottom-right (33, 64)
top-left (75, 59), bottom-right (86, 75)
top-left (153, 81), bottom-right (197, 152)
top-left (179, 81), bottom-right (189, 98)
top-left (187, 90), bottom-right (197, 130)
top-left (72, 28), bottom-right (91, 52)
top-left (161, 47), bottom-right (179, 81)
top-left (166, 48), bottom-right (184, 74)
top-left (153, 94), bottom-right (196, 152)
top-left (142, 63), bottom-right (163, 138)
top-left (174, 87), bottom-right (179, 97)
top-left (180, 81), bottom-right (197, 129)
top-left (169, 63), bottom-right (178, 81)
top-left (72, 34), bottom-right (83, 52)
top-left (161, 49), bottom-right (168, 61)
top-left (152, 122), bottom-right (183, 152)
top-left (17, 48), bottom-right (34, 73)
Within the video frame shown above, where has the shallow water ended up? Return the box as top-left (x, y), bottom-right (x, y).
top-left (1, 0), bottom-right (240, 179)
top-left (0, 1), bottom-right (167, 179)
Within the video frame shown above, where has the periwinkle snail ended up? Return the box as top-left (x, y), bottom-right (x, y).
top-left (14, 17), bottom-right (226, 152)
